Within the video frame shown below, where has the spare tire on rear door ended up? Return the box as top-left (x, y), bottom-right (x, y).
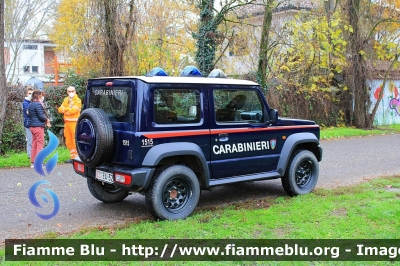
top-left (75, 108), bottom-right (113, 167)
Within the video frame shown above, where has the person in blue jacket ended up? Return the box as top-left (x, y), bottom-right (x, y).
top-left (23, 86), bottom-right (33, 160)
top-left (28, 90), bottom-right (50, 168)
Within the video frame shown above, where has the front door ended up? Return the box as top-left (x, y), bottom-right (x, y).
top-left (210, 87), bottom-right (279, 179)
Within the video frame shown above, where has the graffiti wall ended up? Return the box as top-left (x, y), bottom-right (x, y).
top-left (368, 79), bottom-right (400, 125)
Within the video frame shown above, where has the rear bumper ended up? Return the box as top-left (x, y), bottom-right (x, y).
top-left (72, 160), bottom-right (155, 192)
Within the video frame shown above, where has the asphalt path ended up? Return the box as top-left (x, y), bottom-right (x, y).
top-left (1, 134), bottom-right (399, 244)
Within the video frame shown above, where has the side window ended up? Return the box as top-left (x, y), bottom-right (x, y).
top-left (153, 89), bottom-right (201, 125)
top-left (214, 89), bottom-right (264, 123)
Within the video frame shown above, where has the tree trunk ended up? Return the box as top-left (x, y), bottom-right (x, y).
top-left (103, 0), bottom-right (123, 76)
top-left (0, 0), bottom-right (7, 152)
top-left (101, 0), bottom-right (136, 77)
top-left (347, 0), bottom-right (368, 128)
top-left (257, 0), bottom-right (274, 93)
top-left (195, 0), bottom-right (216, 76)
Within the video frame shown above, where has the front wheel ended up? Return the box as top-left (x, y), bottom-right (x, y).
top-left (87, 178), bottom-right (129, 203)
top-left (145, 165), bottom-right (200, 220)
top-left (281, 150), bottom-right (319, 196)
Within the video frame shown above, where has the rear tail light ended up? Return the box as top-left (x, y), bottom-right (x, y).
top-left (114, 172), bottom-right (132, 185)
top-left (73, 161), bottom-right (85, 174)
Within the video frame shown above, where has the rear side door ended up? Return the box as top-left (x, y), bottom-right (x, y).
top-left (84, 79), bottom-right (135, 166)
top-left (210, 86), bottom-right (279, 179)
top-left (136, 84), bottom-right (210, 165)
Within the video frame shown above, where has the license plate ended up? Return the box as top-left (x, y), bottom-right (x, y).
top-left (95, 170), bottom-right (114, 184)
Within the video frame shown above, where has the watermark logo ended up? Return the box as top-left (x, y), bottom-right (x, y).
top-left (28, 180), bottom-right (60, 220)
top-left (34, 130), bottom-right (59, 176)
top-left (28, 130), bottom-right (60, 220)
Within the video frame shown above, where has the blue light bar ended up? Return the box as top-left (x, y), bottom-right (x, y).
top-left (208, 69), bottom-right (227, 78)
top-left (180, 66), bottom-right (202, 77)
top-left (146, 67), bottom-right (168, 77)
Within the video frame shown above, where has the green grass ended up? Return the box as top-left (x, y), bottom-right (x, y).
top-left (320, 124), bottom-right (400, 139)
top-left (1, 176), bottom-right (399, 265)
top-left (0, 147), bottom-right (70, 168)
top-left (67, 176), bottom-right (400, 240)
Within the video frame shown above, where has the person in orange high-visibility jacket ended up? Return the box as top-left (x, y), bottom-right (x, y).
top-left (58, 86), bottom-right (82, 163)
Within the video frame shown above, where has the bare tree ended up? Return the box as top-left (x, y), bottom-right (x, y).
top-left (192, 0), bottom-right (258, 76)
top-left (98, 0), bottom-right (136, 76)
top-left (4, 0), bottom-right (56, 84)
top-left (345, 0), bottom-right (369, 128)
top-left (0, 0), bottom-right (7, 150)
top-left (257, 0), bottom-right (276, 92)
top-left (345, 0), bottom-right (400, 128)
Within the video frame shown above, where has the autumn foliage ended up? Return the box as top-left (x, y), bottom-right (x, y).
top-left (49, 0), bottom-right (196, 77)
top-left (47, 0), bottom-right (400, 127)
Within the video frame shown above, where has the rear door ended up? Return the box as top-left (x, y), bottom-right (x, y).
top-left (210, 86), bottom-right (279, 179)
top-left (85, 79), bottom-right (135, 165)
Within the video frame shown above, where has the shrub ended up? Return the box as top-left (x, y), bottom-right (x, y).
top-left (0, 86), bottom-right (26, 154)
top-left (0, 70), bottom-right (89, 154)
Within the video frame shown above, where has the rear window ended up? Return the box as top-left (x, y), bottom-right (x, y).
top-left (88, 87), bottom-right (131, 122)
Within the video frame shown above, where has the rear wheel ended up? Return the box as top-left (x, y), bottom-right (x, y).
top-left (281, 150), bottom-right (319, 196)
top-left (87, 178), bottom-right (129, 203)
top-left (145, 165), bottom-right (200, 220)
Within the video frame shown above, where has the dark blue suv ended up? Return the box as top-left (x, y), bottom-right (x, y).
top-left (73, 73), bottom-right (323, 220)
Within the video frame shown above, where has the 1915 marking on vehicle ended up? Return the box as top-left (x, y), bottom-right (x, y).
top-left (73, 67), bottom-right (322, 221)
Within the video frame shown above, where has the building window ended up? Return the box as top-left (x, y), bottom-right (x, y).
top-left (23, 66), bottom-right (30, 73)
top-left (32, 66), bottom-right (39, 73)
top-left (23, 45), bottom-right (38, 50)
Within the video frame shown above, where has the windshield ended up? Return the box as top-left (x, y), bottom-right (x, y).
top-left (88, 87), bottom-right (132, 122)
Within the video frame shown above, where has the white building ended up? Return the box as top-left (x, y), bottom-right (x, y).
top-left (4, 39), bottom-right (58, 85)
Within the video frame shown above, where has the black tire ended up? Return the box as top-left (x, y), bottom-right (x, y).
top-left (281, 150), bottom-right (319, 196)
top-left (145, 165), bottom-right (200, 220)
top-left (87, 178), bottom-right (129, 203)
top-left (75, 108), bottom-right (113, 167)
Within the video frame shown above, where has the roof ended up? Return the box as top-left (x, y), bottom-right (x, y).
top-left (5, 39), bottom-right (54, 44)
top-left (274, 0), bottom-right (317, 13)
top-left (89, 76), bottom-right (259, 86)
top-left (366, 60), bottom-right (400, 80)
top-left (237, 0), bottom-right (319, 18)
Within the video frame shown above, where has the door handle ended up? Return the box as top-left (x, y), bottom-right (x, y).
top-left (218, 133), bottom-right (228, 142)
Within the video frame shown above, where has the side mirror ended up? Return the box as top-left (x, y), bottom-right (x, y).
top-left (269, 109), bottom-right (278, 125)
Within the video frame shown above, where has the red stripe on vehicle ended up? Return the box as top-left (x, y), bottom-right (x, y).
top-left (142, 125), bottom-right (318, 139)
top-left (211, 125), bottom-right (319, 135)
top-left (142, 129), bottom-right (210, 139)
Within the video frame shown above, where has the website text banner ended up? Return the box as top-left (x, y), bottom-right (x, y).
top-left (5, 239), bottom-right (400, 261)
